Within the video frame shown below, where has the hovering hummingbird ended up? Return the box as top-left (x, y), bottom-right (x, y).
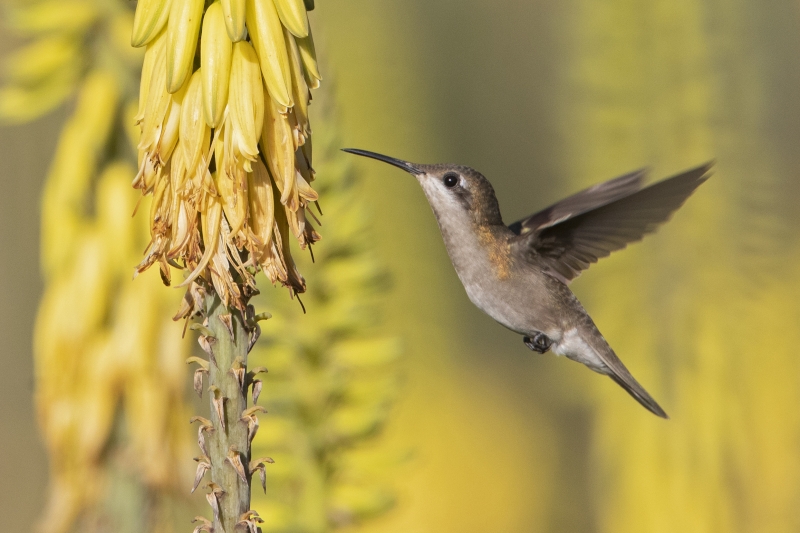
top-left (343, 148), bottom-right (714, 418)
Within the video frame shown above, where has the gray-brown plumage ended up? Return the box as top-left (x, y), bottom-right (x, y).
top-left (343, 148), bottom-right (713, 418)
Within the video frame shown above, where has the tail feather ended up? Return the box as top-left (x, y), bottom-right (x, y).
top-left (607, 372), bottom-right (669, 419)
top-left (556, 323), bottom-right (669, 418)
top-left (583, 324), bottom-right (669, 418)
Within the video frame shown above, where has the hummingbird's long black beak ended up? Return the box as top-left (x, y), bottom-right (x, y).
top-left (341, 148), bottom-right (423, 175)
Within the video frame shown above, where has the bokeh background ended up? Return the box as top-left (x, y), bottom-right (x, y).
top-left (3, 0), bottom-right (800, 531)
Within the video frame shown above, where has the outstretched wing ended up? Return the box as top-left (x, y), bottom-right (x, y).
top-left (510, 162), bottom-right (713, 283)
top-left (508, 168), bottom-right (648, 235)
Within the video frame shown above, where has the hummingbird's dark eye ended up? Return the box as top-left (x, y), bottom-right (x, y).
top-left (443, 173), bottom-right (459, 188)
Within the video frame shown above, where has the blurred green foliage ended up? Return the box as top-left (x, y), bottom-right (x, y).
top-left (249, 99), bottom-right (402, 531)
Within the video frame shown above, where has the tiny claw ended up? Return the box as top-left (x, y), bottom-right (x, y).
top-left (226, 446), bottom-right (248, 484)
top-left (218, 313), bottom-right (235, 341)
top-left (523, 333), bottom-right (552, 354)
top-left (209, 386), bottom-right (227, 431)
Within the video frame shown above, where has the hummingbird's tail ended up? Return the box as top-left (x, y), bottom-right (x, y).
top-left (606, 370), bottom-right (668, 419)
top-left (556, 324), bottom-right (668, 418)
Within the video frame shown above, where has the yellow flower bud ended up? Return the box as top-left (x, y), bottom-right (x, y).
top-left (200, 2), bottom-right (232, 128)
top-left (261, 94), bottom-right (297, 209)
top-left (136, 29), bottom-right (166, 124)
top-left (221, 0), bottom-right (247, 42)
top-left (229, 41), bottom-right (265, 168)
top-left (179, 71), bottom-right (210, 178)
top-left (138, 41), bottom-right (170, 153)
top-left (296, 27), bottom-right (321, 89)
top-left (157, 82), bottom-right (188, 164)
top-left (284, 27), bottom-right (310, 144)
top-left (131, 0), bottom-right (172, 47)
top-left (246, 0), bottom-right (293, 109)
top-left (166, 0), bottom-right (204, 93)
top-left (272, 0), bottom-right (308, 38)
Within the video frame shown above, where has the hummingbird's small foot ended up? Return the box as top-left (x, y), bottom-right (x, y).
top-left (524, 333), bottom-right (551, 354)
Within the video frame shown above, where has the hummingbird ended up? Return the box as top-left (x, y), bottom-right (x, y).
top-left (343, 148), bottom-right (713, 418)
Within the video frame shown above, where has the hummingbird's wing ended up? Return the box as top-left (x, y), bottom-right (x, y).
top-left (509, 162), bottom-right (713, 283)
top-left (508, 168), bottom-right (648, 236)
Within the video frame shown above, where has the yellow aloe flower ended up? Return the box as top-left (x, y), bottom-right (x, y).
top-left (131, 0), bottom-right (323, 312)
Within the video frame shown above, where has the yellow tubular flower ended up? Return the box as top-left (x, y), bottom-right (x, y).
top-left (135, 29), bottom-right (167, 123)
top-left (201, 2), bottom-right (233, 128)
top-left (131, 0), bottom-right (171, 47)
top-left (296, 28), bottom-right (322, 89)
top-left (246, 0), bottom-right (294, 109)
top-left (133, 0), bottom-right (322, 310)
top-left (229, 41), bottom-right (265, 168)
top-left (165, 0), bottom-right (204, 93)
top-left (273, 0), bottom-right (309, 38)
top-left (222, 0), bottom-right (248, 41)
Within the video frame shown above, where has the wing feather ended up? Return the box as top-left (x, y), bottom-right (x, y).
top-left (510, 162), bottom-right (713, 283)
top-left (508, 168), bottom-right (648, 235)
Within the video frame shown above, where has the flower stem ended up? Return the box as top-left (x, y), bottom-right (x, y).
top-left (201, 291), bottom-right (252, 532)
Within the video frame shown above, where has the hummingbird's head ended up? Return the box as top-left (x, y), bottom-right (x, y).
top-left (342, 149), bottom-right (504, 227)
